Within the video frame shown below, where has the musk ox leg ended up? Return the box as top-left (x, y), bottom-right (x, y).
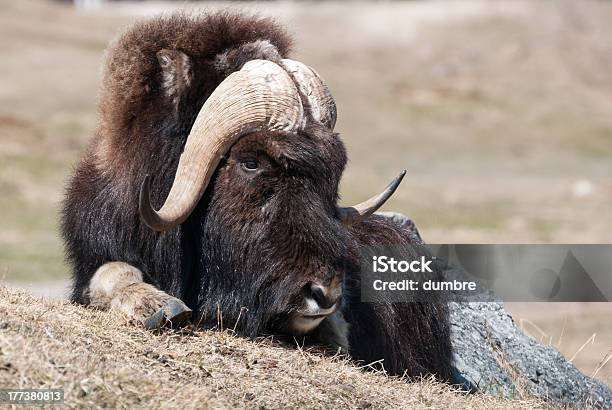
top-left (88, 262), bottom-right (192, 329)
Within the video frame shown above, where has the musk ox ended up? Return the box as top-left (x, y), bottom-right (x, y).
top-left (61, 12), bottom-right (452, 379)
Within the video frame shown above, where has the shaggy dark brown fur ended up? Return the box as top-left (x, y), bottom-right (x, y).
top-left (61, 12), bottom-right (452, 381)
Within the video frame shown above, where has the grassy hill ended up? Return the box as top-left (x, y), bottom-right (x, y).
top-left (0, 286), bottom-right (548, 409)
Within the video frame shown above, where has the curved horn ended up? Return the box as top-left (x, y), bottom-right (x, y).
top-left (338, 170), bottom-right (406, 225)
top-left (140, 60), bottom-right (304, 231)
top-left (281, 59), bottom-right (337, 130)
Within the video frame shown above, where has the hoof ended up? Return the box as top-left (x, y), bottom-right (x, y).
top-left (143, 308), bottom-right (165, 330)
top-left (143, 298), bottom-right (192, 330)
top-left (163, 297), bottom-right (192, 327)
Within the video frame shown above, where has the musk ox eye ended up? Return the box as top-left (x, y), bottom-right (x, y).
top-left (240, 159), bottom-right (259, 172)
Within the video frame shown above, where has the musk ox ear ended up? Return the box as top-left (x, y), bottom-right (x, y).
top-left (157, 49), bottom-right (192, 104)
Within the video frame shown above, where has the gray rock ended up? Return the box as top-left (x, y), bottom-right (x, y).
top-left (377, 212), bottom-right (612, 409)
top-left (449, 301), bottom-right (611, 409)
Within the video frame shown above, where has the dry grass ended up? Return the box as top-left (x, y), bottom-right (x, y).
top-left (506, 303), bottom-right (612, 388)
top-left (0, 285), bottom-right (550, 409)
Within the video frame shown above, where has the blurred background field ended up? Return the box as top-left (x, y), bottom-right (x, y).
top-left (0, 0), bottom-right (610, 386)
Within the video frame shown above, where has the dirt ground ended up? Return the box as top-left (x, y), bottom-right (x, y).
top-left (0, 0), bottom-right (610, 394)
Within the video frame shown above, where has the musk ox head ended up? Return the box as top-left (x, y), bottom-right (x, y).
top-left (138, 58), bottom-right (405, 335)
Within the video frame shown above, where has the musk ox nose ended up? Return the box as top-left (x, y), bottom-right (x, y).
top-left (307, 282), bottom-right (340, 310)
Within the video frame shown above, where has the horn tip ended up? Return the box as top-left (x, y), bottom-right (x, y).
top-left (392, 170), bottom-right (406, 188)
top-left (139, 174), bottom-right (162, 232)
